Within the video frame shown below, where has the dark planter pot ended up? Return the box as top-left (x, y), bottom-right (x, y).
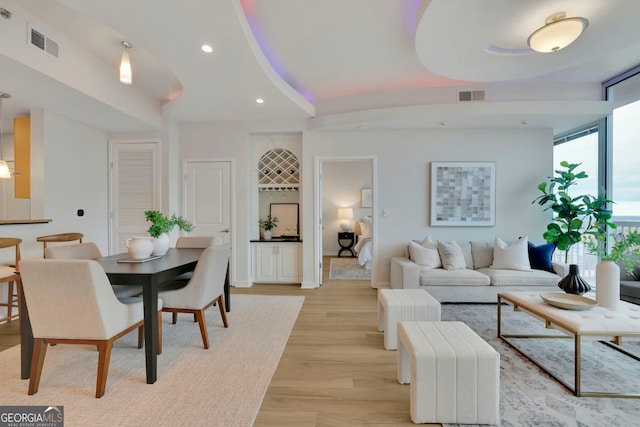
top-left (558, 264), bottom-right (591, 295)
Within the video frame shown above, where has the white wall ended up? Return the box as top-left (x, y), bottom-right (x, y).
top-left (179, 121), bottom-right (554, 289)
top-left (179, 119), bottom-right (306, 287)
top-left (302, 128), bottom-right (554, 287)
top-left (322, 161), bottom-right (372, 255)
top-left (0, 112), bottom-right (109, 261)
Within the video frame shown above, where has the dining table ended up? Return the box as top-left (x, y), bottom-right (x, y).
top-left (20, 247), bottom-right (231, 384)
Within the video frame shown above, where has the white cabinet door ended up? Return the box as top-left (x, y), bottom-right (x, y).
top-left (252, 242), bottom-right (300, 284)
top-left (278, 244), bottom-right (299, 283)
top-left (255, 243), bottom-right (278, 282)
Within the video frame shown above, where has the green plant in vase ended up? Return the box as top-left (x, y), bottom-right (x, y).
top-left (257, 215), bottom-right (278, 240)
top-left (584, 229), bottom-right (640, 308)
top-left (144, 210), bottom-right (194, 255)
top-left (532, 161), bottom-right (614, 294)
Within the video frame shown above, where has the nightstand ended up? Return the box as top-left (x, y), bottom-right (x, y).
top-left (338, 231), bottom-right (355, 257)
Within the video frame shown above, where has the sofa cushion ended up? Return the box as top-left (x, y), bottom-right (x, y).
top-left (409, 240), bottom-right (441, 269)
top-left (621, 280), bottom-right (640, 304)
top-left (437, 241), bottom-right (466, 270)
top-left (457, 241), bottom-right (474, 269)
top-left (471, 242), bottom-right (493, 269)
top-left (419, 268), bottom-right (490, 286)
top-left (491, 236), bottom-right (531, 271)
top-left (527, 241), bottom-right (556, 272)
top-left (477, 267), bottom-right (560, 286)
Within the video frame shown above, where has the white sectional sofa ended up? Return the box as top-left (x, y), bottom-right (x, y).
top-left (390, 236), bottom-right (567, 303)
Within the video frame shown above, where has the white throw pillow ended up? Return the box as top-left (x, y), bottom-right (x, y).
top-left (491, 236), bottom-right (532, 271)
top-left (359, 220), bottom-right (372, 237)
top-left (409, 241), bottom-right (441, 269)
top-left (471, 241), bottom-right (494, 269)
top-left (437, 240), bottom-right (466, 270)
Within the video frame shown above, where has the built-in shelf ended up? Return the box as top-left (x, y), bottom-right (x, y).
top-left (0, 219), bottom-right (52, 225)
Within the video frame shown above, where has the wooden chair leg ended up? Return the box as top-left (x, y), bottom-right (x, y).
top-left (195, 310), bottom-right (209, 349)
top-left (95, 340), bottom-right (113, 398)
top-left (217, 295), bottom-right (228, 328)
top-left (28, 338), bottom-right (48, 395)
top-left (172, 312), bottom-right (178, 324)
top-left (137, 326), bottom-right (144, 349)
top-left (7, 281), bottom-right (14, 320)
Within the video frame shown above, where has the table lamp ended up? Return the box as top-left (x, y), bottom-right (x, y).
top-left (338, 208), bottom-right (354, 231)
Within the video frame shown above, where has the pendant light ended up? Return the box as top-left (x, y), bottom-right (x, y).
top-left (0, 92), bottom-right (12, 179)
top-left (120, 41), bottom-right (133, 84)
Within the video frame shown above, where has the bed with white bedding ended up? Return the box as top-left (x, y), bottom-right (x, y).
top-left (353, 216), bottom-right (372, 270)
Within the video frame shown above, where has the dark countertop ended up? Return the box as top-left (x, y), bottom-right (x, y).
top-left (0, 219), bottom-right (52, 225)
top-left (250, 237), bottom-right (302, 243)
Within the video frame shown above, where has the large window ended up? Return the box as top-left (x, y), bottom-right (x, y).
top-left (553, 126), bottom-right (600, 282)
top-left (553, 65), bottom-right (640, 283)
top-left (605, 69), bottom-right (640, 243)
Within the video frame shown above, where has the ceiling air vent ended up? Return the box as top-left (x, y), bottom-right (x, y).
top-left (29, 26), bottom-right (59, 58)
top-left (458, 90), bottom-right (485, 102)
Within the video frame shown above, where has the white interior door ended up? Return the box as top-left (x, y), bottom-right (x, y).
top-left (184, 160), bottom-right (232, 244)
top-left (109, 141), bottom-right (159, 255)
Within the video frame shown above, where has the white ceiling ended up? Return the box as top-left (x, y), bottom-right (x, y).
top-left (1, 0), bottom-right (640, 134)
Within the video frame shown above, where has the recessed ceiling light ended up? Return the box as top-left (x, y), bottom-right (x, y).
top-left (201, 44), bottom-right (213, 53)
top-left (256, 98), bottom-right (264, 104)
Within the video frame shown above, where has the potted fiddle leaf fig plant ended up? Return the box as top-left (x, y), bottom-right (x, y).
top-left (257, 215), bottom-right (278, 240)
top-left (144, 210), bottom-right (194, 255)
top-left (532, 161), bottom-right (614, 294)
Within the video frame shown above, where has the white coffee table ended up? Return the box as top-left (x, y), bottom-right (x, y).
top-left (498, 291), bottom-right (640, 398)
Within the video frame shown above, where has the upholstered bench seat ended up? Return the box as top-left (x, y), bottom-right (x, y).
top-left (377, 289), bottom-right (440, 350)
top-left (397, 321), bottom-right (500, 425)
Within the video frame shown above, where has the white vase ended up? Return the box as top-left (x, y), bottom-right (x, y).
top-left (152, 233), bottom-right (170, 256)
top-left (263, 230), bottom-right (272, 240)
top-left (596, 260), bottom-right (620, 309)
top-left (125, 236), bottom-right (155, 260)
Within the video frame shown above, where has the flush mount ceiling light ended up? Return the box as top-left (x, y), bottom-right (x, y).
top-left (527, 12), bottom-right (588, 53)
top-left (119, 41), bottom-right (133, 84)
top-left (201, 44), bottom-right (213, 53)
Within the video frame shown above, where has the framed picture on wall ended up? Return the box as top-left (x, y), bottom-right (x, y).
top-left (430, 162), bottom-right (495, 226)
top-left (361, 188), bottom-right (372, 208)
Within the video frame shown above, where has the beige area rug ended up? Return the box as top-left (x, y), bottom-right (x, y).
top-left (0, 294), bottom-right (304, 426)
top-left (329, 257), bottom-right (371, 280)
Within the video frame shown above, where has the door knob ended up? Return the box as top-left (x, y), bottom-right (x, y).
top-left (221, 228), bottom-right (230, 233)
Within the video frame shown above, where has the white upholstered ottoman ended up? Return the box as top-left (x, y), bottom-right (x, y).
top-left (378, 289), bottom-right (440, 350)
top-left (397, 321), bottom-right (500, 425)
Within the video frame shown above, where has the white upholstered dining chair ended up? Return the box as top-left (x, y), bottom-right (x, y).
top-left (37, 232), bottom-right (84, 257)
top-left (45, 242), bottom-right (142, 298)
top-left (159, 244), bottom-right (230, 349)
top-left (19, 258), bottom-right (163, 398)
top-left (158, 236), bottom-right (218, 292)
top-left (176, 236), bottom-right (218, 248)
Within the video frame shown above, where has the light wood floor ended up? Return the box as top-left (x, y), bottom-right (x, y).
top-left (235, 257), bottom-right (439, 427)
top-left (0, 257), bottom-right (439, 426)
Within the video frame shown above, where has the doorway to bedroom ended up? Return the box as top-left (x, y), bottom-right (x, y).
top-left (317, 157), bottom-right (376, 287)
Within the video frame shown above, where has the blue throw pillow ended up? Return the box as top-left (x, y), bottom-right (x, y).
top-left (527, 241), bottom-right (556, 272)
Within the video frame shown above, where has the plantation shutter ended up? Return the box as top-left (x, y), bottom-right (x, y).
top-left (110, 141), bottom-right (159, 254)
